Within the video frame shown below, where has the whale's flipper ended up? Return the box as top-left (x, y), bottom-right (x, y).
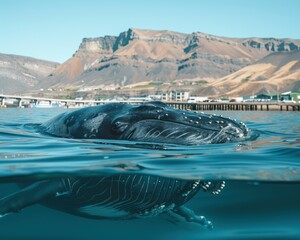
top-left (172, 205), bottom-right (213, 229)
top-left (165, 180), bottom-right (225, 228)
top-left (0, 180), bottom-right (67, 217)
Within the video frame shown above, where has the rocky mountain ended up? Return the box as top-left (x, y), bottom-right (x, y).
top-left (41, 28), bottom-right (300, 90)
top-left (208, 50), bottom-right (300, 96)
top-left (0, 54), bottom-right (59, 93)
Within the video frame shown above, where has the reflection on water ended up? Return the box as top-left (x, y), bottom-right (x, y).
top-left (0, 108), bottom-right (300, 239)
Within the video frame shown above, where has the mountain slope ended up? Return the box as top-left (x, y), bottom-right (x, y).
top-left (41, 28), bottom-right (300, 90)
top-left (0, 54), bottom-right (59, 93)
top-left (210, 50), bottom-right (300, 96)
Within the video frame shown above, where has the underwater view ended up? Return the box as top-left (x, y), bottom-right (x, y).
top-left (0, 105), bottom-right (300, 240)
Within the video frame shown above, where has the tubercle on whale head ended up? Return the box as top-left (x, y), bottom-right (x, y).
top-left (111, 102), bottom-right (249, 145)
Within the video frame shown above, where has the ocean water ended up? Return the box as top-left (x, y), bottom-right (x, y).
top-left (0, 107), bottom-right (299, 240)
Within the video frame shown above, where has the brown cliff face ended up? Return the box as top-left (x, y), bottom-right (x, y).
top-left (41, 28), bottom-right (300, 90)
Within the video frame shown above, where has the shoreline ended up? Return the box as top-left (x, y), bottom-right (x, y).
top-left (1, 101), bottom-right (300, 111)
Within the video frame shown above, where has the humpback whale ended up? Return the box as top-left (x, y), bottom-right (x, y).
top-left (0, 102), bottom-right (248, 228)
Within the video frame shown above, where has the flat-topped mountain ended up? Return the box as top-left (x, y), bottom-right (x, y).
top-left (1, 28), bottom-right (299, 96)
top-left (0, 53), bottom-right (59, 93)
top-left (41, 28), bottom-right (300, 90)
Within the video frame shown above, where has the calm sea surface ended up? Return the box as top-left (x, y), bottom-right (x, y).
top-left (0, 108), bottom-right (299, 240)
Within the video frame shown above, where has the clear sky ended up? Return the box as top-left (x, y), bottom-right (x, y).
top-left (1, 0), bottom-right (299, 63)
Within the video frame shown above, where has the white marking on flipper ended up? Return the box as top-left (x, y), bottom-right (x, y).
top-left (0, 213), bottom-right (13, 218)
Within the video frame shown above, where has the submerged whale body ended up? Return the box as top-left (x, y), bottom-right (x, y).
top-left (0, 102), bottom-right (248, 228)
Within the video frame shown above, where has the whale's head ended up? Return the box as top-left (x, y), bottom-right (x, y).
top-left (42, 101), bottom-right (249, 145)
top-left (109, 102), bottom-right (249, 145)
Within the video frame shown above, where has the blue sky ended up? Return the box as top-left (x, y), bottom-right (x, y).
top-left (1, 0), bottom-right (299, 63)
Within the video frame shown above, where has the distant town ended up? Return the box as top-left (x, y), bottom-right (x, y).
top-left (1, 90), bottom-right (300, 111)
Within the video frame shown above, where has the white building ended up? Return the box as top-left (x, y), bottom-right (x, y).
top-left (162, 91), bottom-right (190, 101)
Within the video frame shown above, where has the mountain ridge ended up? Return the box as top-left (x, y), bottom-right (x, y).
top-left (42, 28), bottom-right (299, 91)
top-left (208, 50), bottom-right (300, 96)
top-left (1, 28), bottom-right (300, 96)
top-left (0, 53), bottom-right (59, 93)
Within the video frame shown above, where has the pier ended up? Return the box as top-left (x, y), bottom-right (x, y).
top-left (0, 94), bottom-right (300, 111)
top-left (167, 102), bottom-right (300, 111)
